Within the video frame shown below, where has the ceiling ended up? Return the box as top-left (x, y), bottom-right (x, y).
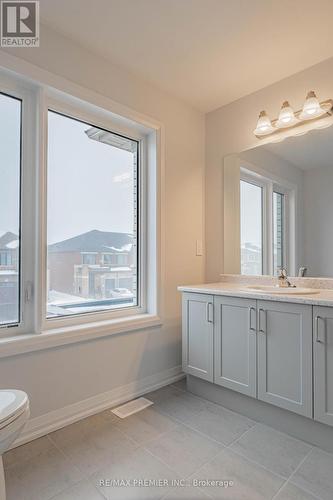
top-left (40, 0), bottom-right (333, 112)
top-left (263, 125), bottom-right (333, 171)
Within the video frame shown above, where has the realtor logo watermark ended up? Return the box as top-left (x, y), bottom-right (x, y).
top-left (1, 1), bottom-right (39, 46)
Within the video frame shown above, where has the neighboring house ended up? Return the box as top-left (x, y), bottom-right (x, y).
top-left (48, 229), bottom-right (135, 300)
top-left (241, 242), bottom-right (262, 275)
top-left (0, 232), bottom-right (19, 324)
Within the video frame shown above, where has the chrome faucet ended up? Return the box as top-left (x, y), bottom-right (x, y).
top-left (298, 266), bottom-right (307, 277)
top-left (277, 268), bottom-right (295, 288)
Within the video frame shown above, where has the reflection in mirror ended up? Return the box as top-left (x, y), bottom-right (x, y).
top-left (224, 125), bottom-right (333, 278)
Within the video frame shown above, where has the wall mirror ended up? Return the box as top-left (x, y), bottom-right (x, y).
top-left (224, 125), bottom-right (333, 278)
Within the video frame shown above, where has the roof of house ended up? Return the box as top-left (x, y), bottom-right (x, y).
top-left (48, 230), bottom-right (133, 253)
top-left (0, 232), bottom-right (19, 250)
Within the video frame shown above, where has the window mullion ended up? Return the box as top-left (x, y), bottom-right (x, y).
top-left (265, 181), bottom-right (273, 275)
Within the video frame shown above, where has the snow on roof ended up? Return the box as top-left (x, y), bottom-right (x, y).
top-left (48, 290), bottom-right (91, 305)
top-left (48, 230), bottom-right (133, 253)
top-left (105, 243), bottom-right (133, 253)
top-left (0, 231), bottom-right (19, 250)
top-left (110, 266), bottom-right (132, 272)
top-left (6, 240), bottom-right (19, 249)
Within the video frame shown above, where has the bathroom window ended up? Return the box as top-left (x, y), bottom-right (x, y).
top-left (240, 169), bottom-right (292, 276)
top-left (47, 111), bottom-right (139, 319)
top-left (240, 180), bottom-right (263, 275)
top-left (0, 69), bottom-right (159, 343)
top-left (0, 92), bottom-right (21, 327)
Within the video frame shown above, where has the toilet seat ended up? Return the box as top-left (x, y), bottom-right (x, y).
top-left (0, 391), bottom-right (29, 431)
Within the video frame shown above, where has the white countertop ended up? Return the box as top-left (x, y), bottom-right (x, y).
top-left (178, 282), bottom-right (333, 306)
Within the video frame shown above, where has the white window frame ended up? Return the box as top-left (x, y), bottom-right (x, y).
top-left (240, 164), bottom-right (296, 276)
top-left (40, 96), bottom-right (148, 331)
top-left (272, 185), bottom-right (290, 275)
top-left (0, 71), bottom-right (37, 337)
top-left (0, 59), bottom-right (163, 353)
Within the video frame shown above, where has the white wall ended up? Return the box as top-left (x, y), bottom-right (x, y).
top-left (303, 166), bottom-right (333, 277)
top-left (0, 25), bottom-right (205, 418)
top-left (206, 56), bottom-right (333, 281)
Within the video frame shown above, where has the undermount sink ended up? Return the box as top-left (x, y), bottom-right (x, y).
top-left (244, 285), bottom-right (320, 295)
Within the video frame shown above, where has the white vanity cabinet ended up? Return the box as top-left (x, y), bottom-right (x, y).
top-left (182, 292), bottom-right (314, 419)
top-left (257, 300), bottom-right (312, 417)
top-left (181, 292), bottom-right (214, 382)
top-left (214, 296), bottom-right (257, 397)
top-left (314, 306), bottom-right (333, 426)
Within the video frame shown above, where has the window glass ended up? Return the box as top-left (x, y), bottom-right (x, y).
top-left (47, 111), bottom-right (139, 318)
top-left (273, 191), bottom-right (284, 275)
top-left (240, 180), bottom-right (263, 275)
top-left (82, 254), bottom-right (97, 265)
top-left (0, 93), bottom-right (21, 326)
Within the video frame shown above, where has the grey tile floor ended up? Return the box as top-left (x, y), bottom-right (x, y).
top-left (4, 378), bottom-right (333, 499)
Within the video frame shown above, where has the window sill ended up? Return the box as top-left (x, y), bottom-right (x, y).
top-left (0, 314), bottom-right (162, 359)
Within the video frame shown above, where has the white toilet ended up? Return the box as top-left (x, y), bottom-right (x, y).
top-left (0, 390), bottom-right (30, 500)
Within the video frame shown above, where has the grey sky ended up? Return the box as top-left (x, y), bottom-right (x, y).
top-left (240, 180), bottom-right (262, 247)
top-left (0, 93), bottom-right (21, 237)
top-left (1, 99), bottom-right (136, 244)
top-left (47, 111), bottom-right (136, 244)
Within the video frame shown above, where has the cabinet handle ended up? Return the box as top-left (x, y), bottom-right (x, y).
top-left (249, 307), bottom-right (256, 332)
top-left (258, 308), bottom-right (266, 334)
top-left (315, 316), bottom-right (325, 343)
top-left (206, 302), bottom-right (213, 323)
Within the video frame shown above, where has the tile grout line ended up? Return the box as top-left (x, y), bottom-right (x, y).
top-left (171, 386), bottom-right (327, 493)
top-left (143, 438), bottom-right (224, 481)
top-left (222, 426), bottom-right (316, 486)
top-left (160, 485), bottom-right (214, 500)
top-left (47, 417), bottom-right (143, 467)
top-left (149, 406), bottom-right (290, 482)
top-left (36, 434), bottom-right (86, 499)
top-left (47, 480), bottom-right (107, 500)
top-left (165, 382), bottom-right (260, 425)
top-left (271, 448), bottom-right (322, 500)
top-left (269, 478), bottom-right (289, 500)
top-left (148, 394), bottom-right (298, 484)
top-left (285, 447), bottom-right (323, 500)
top-left (46, 433), bottom-right (87, 475)
top-left (141, 408), bottom-right (284, 497)
top-left (46, 409), bottom-right (197, 499)
top-left (151, 391), bottom-right (256, 447)
top-left (47, 389), bottom-right (326, 500)
top-left (111, 410), bottom-right (179, 447)
top-left (9, 384), bottom-right (331, 500)
top-left (222, 445), bottom-right (288, 483)
top-left (47, 429), bottom-right (108, 493)
top-left (150, 405), bottom-right (228, 446)
top-left (224, 421), bottom-right (260, 449)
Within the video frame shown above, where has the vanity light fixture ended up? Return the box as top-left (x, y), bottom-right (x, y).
top-left (254, 91), bottom-right (333, 138)
top-left (253, 110), bottom-right (275, 136)
top-left (299, 91), bottom-right (328, 119)
top-left (276, 101), bottom-right (298, 128)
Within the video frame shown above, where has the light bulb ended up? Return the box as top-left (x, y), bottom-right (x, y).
top-left (299, 91), bottom-right (326, 120)
top-left (276, 101), bottom-right (298, 128)
top-left (253, 110), bottom-right (275, 136)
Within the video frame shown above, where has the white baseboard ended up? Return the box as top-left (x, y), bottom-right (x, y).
top-left (12, 365), bottom-right (184, 449)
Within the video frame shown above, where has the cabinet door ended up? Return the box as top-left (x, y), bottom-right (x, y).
top-left (257, 300), bottom-right (312, 417)
top-left (314, 306), bottom-right (333, 426)
top-left (182, 293), bottom-right (214, 382)
top-left (214, 296), bottom-right (257, 397)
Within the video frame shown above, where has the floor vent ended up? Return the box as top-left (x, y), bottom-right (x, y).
top-left (111, 397), bottom-right (153, 418)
